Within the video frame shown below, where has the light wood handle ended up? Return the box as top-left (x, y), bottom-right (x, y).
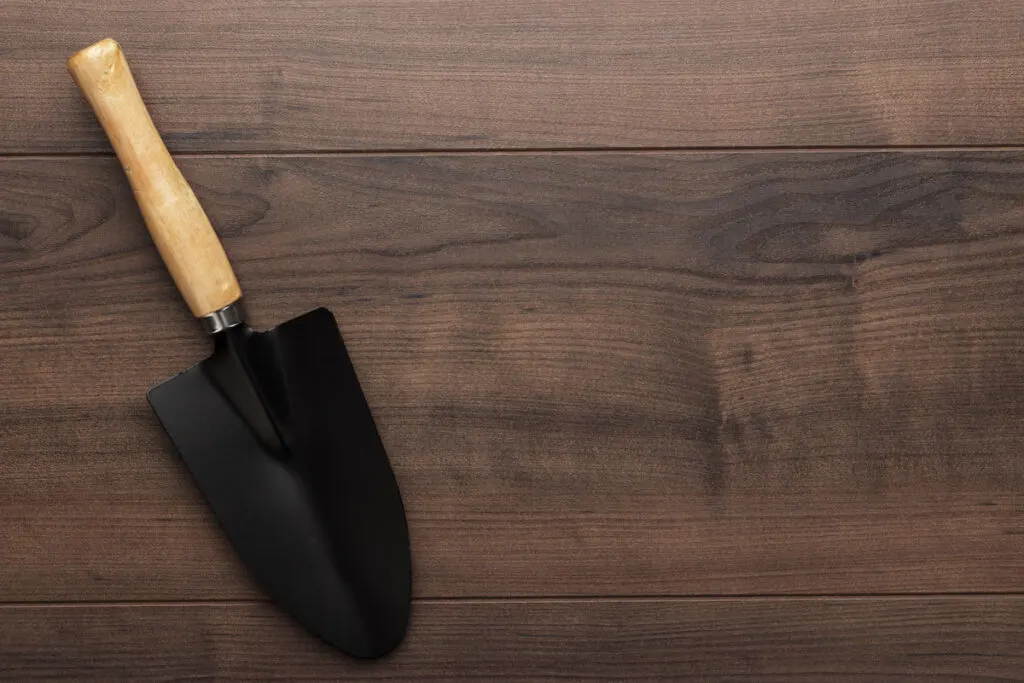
top-left (67, 38), bottom-right (241, 318)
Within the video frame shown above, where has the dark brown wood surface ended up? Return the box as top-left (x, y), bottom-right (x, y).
top-left (2, 599), bottom-right (1022, 680)
top-left (2, 2), bottom-right (1023, 681)
top-left (4, 0), bottom-right (1024, 153)
top-left (3, 152), bottom-right (1024, 603)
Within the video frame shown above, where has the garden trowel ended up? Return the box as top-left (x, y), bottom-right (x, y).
top-left (67, 38), bottom-right (412, 658)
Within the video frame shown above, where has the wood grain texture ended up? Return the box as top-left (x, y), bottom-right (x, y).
top-left (1, 152), bottom-right (1022, 602)
top-left (4, 0), bottom-right (1024, 153)
top-left (1, 598), bottom-right (1022, 681)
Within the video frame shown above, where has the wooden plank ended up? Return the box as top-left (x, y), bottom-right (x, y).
top-left (0, 598), bottom-right (1021, 681)
top-left (4, 1), bottom-right (1024, 153)
top-left (1, 152), bottom-right (1023, 601)
top-left (1, 598), bottom-right (1021, 681)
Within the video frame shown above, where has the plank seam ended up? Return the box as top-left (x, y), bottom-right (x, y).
top-left (2, 593), bottom-right (1023, 608)
top-left (8, 144), bottom-right (1024, 160)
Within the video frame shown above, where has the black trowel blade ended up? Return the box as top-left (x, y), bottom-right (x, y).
top-left (148, 307), bottom-right (411, 658)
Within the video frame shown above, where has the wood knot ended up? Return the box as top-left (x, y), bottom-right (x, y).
top-left (0, 211), bottom-right (38, 247)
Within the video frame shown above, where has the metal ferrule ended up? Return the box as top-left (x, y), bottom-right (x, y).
top-left (200, 300), bottom-right (246, 335)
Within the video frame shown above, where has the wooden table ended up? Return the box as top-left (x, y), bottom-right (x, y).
top-left (1, 2), bottom-right (1022, 679)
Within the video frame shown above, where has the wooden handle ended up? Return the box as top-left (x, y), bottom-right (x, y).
top-left (67, 39), bottom-right (241, 319)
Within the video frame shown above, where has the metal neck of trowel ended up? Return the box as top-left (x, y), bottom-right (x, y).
top-left (200, 300), bottom-right (247, 335)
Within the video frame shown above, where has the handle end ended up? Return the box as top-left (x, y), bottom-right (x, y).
top-left (67, 38), bottom-right (122, 86)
